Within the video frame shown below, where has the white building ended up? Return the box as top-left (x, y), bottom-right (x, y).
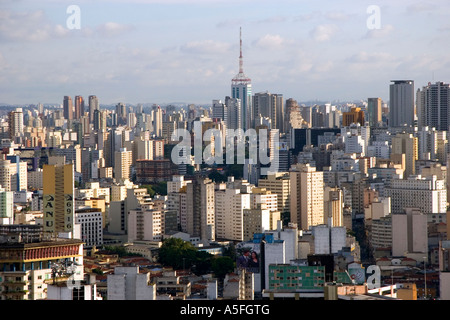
top-left (128, 207), bottom-right (164, 242)
top-left (367, 140), bottom-right (390, 159)
top-left (77, 181), bottom-right (110, 203)
top-left (257, 172), bottom-right (290, 214)
top-left (75, 209), bottom-right (103, 248)
top-left (107, 266), bottom-right (156, 300)
top-left (385, 175), bottom-right (447, 214)
top-left (250, 188), bottom-right (278, 212)
top-left (215, 187), bottom-right (250, 241)
top-left (290, 163), bottom-right (325, 231)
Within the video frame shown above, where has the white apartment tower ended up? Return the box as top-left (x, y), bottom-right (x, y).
top-left (215, 188), bottom-right (250, 241)
top-left (289, 163), bottom-right (325, 231)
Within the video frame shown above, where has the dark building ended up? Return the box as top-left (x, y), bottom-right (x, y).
top-left (290, 128), bottom-right (341, 154)
top-left (135, 159), bottom-right (179, 184)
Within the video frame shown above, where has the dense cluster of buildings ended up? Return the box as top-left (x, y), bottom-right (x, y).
top-left (1, 31), bottom-right (450, 302)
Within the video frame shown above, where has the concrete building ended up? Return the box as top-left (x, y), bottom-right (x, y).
top-left (364, 197), bottom-right (391, 220)
top-left (0, 228), bottom-right (84, 300)
top-left (385, 175), bottom-right (446, 215)
top-left (0, 158), bottom-right (27, 192)
top-left (185, 177), bottom-right (215, 244)
top-left (439, 240), bottom-right (450, 300)
top-left (392, 208), bottom-right (428, 257)
top-left (43, 164), bottom-right (74, 235)
top-left (389, 80), bottom-right (415, 128)
top-left (114, 148), bottom-right (132, 182)
top-left (74, 208), bottom-right (103, 248)
top-left (250, 187), bottom-right (278, 213)
top-left (0, 187), bottom-right (14, 225)
top-left (370, 216), bottom-right (392, 250)
top-left (128, 207), bottom-right (164, 242)
top-left (367, 98), bottom-right (382, 127)
top-left (311, 224), bottom-right (347, 255)
top-left (416, 81), bottom-right (450, 131)
top-left (154, 269), bottom-right (191, 299)
top-left (243, 204), bottom-right (276, 241)
top-left (324, 186), bottom-right (344, 227)
top-left (215, 187), bottom-right (250, 241)
top-left (107, 266), bottom-right (156, 300)
top-left (290, 163), bottom-right (324, 231)
top-left (342, 107), bottom-right (365, 126)
top-left (257, 172), bottom-right (290, 215)
top-left (391, 132), bottom-right (418, 178)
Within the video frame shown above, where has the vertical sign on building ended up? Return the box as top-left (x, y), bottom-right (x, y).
top-left (43, 165), bottom-right (56, 233)
top-left (44, 194), bottom-right (55, 232)
top-left (64, 164), bottom-right (74, 233)
top-left (64, 194), bottom-right (73, 232)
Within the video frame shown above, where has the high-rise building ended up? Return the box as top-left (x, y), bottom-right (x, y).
top-left (342, 107), bottom-right (365, 126)
top-left (75, 208), bottom-right (103, 248)
top-left (389, 80), bottom-right (414, 127)
top-left (63, 96), bottom-right (73, 120)
top-left (285, 98), bottom-right (305, 131)
top-left (231, 27), bottom-right (252, 130)
top-left (186, 176), bottom-right (215, 244)
top-left (0, 157), bottom-right (27, 192)
top-left (94, 109), bottom-right (107, 132)
top-left (8, 108), bottom-right (24, 141)
top-left (74, 95), bottom-right (84, 120)
top-left (253, 92), bottom-right (284, 131)
top-left (391, 132), bottom-right (418, 178)
top-left (289, 163), bottom-right (324, 230)
top-left (0, 186), bottom-right (14, 224)
top-left (89, 95), bottom-right (99, 123)
top-left (212, 99), bottom-right (227, 124)
top-left (225, 96), bottom-right (242, 131)
top-left (43, 164), bottom-right (75, 234)
top-left (257, 172), bottom-right (290, 215)
top-left (367, 98), bottom-right (382, 127)
top-left (114, 148), bottom-right (133, 182)
top-left (152, 105), bottom-right (163, 138)
top-left (215, 187), bottom-right (250, 241)
top-left (416, 81), bottom-right (450, 131)
top-left (116, 102), bottom-right (127, 126)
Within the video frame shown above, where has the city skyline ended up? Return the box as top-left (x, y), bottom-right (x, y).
top-left (1, 0), bottom-right (450, 106)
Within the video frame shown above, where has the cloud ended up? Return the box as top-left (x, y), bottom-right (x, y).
top-left (363, 24), bottom-right (395, 39)
top-left (346, 51), bottom-right (394, 64)
top-left (254, 15), bottom-right (290, 24)
top-left (310, 24), bottom-right (338, 42)
top-left (406, 2), bottom-right (436, 14)
top-left (325, 12), bottom-right (354, 22)
top-left (180, 40), bottom-right (231, 54)
top-left (95, 22), bottom-right (135, 37)
top-left (0, 10), bottom-right (65, 42)
top-left (253, 34), bottom-right (294, 49)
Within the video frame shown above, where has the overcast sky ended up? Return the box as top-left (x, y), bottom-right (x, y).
top-left (1, 0), bottom-right (450, 106)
